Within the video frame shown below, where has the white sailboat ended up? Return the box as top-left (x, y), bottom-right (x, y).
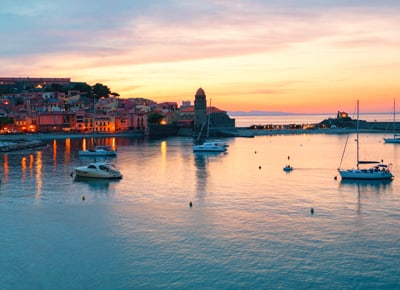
top-left (338, 100), bottom-right (393, 180)
top-left (384, 99), bottom-right (400, 143)
top-left (79, 98), bottom-right (117, 157)
top-left (193, 99), bottom-right (228, 153)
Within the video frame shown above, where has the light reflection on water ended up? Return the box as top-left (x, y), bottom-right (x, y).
top-left (0, 134), bottom-right (400, 288)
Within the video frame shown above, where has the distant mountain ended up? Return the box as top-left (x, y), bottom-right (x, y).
top-left (228, 111), bottom-right (295, 116)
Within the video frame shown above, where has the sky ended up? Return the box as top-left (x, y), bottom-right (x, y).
top-left (1, 0), bottom-right (400, 114)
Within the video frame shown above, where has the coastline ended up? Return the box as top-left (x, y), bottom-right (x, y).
top-left (0, 132), bottom-right (143, 152)
top-left (235, 127), bottom-right (386, 136)
top-left (0, 127), bottom-right (390, 152)
top-left (0, 127), bottom-right (387, 142)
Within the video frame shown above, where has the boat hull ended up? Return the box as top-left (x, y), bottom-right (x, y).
top-left (74, 169), bottom-right (122, 179)
top-left (384, 138), bottom-right (400, 144)
top-left (338, 169), bottom-right (393, 180)
top-left (193, 142), bottom-right (227, 152)
top-left (193, 146), bottom-right (226, 152)
top-left (283, 166), bottom-right (293, 172)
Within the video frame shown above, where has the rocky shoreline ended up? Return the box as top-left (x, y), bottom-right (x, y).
top-left (0, 132), bottom-right (140, 152)
top-left (0, 139), bottom-right (47, 152)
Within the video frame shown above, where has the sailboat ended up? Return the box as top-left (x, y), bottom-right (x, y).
top-left (384, 99), bottom-right (400, 143)
top-left (338, 100), bottom-right (393, 180)
top-left (192, 99), bottom-right (228, 153)
top-left (79, 98), bottom-right (117, 157)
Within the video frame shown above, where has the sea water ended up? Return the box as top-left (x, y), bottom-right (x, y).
top-left (0, 130), bottom-right (400, 289)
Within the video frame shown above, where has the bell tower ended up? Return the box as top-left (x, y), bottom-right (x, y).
top-left (194, 88), bottom-right (207, 135)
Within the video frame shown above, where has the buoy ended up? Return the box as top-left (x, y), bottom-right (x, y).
top-left (310, 208), bottom-right (314, 215)
top-left (82, 195), bottom-right (86, 201)
top-left (189, 201), bottom-right (192, 207)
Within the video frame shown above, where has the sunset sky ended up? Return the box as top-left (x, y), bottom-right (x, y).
top-left (1, 1), bottom-right (400, 113)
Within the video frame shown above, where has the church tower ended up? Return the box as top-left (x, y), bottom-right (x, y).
top-left (194, 88), bottom-right (207, 135)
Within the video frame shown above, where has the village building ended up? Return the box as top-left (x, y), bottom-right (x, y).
top-left (0, 77), bottom-right (235, 136)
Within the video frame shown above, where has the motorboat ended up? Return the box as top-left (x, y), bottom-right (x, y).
top-left (283, 165), bottom-right (293, 172)
top-left (338, 100), bottom-right (393, 180)
top-left (192, 98), bottom-right (229, 153)
top-left (74, 162), bottom-right (122, 179)
top-left (193, 142), bottom-right (227, 152)
top-left (78, 145), bottom-right (117, 157)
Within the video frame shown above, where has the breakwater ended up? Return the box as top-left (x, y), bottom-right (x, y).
top-left (0, 139), bottom-right (46, 152)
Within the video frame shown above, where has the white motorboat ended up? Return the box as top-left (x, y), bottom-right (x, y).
top-left (192, 98), bottom-right (229, 153)
top-left (74, 162), bottom-right (122, 179)
top-left (79, 145), bottom-right (117, 157)
top-left (338, 100), bottom-right (393, 180)
top-left (193, 142), bottom-right (227, 152)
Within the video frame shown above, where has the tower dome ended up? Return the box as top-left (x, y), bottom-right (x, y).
top-left (195, 87), bottom-right (206, 97)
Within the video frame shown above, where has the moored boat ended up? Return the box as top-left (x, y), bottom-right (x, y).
top-left (74, 162), bottom-right (122, 179)
top-left (338, 100), bottom-right (393, 180)
top-left (78, 145), bottom-right (117, 157)
top-left (283, 165), bottom-right (293, 172)
top-left (193, 142), bottom-right (227, 152)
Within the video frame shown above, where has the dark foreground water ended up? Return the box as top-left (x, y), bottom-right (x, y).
top-left (1, 133), bottom-right (399, 289)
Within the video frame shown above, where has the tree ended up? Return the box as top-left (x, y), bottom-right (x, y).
top-left (0, 117), bottom-right (14, 130)
top-left (45, 83), bottom-right (65, 92)
top-left (92, 83), bottom-right (111, 100)
top-left (147, 113), bottom-right (164, 124)
top-left (72, 82), bottom-right (92, 94)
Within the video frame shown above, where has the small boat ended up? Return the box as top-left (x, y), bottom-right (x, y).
top-left (192, 98), bottom-right (229, 153)
top-left (74, 162), bottom-right (122, 179)
top-left (283, 165), bottom-right (293, 172)
top-left (79, 145), bottom-right (117, 157)
top-left (338, 100), bottom-right (393, 180)
top-left (193, 142), bottom-right (227, 152)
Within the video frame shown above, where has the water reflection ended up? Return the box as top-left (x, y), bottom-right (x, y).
top-left (194, 151), bottom-right (226, 195)
top-left (339, 179), bottom-right (392, 192)
top-left (35, 151), bottom-right (43, 199)
top-left (2, 155), bottom-right (8, 182)
top-left (73, 176), bottom-right (121, 191)
top-left (80, 136), bottom-right (117, 151)
top-left (339, 179), bottom-right (393, 214)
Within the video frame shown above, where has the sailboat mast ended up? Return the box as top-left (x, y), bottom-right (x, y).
top-left (93, 97), bottom-right (96, 146)
top-left (356, 100), bottom-right (359, 169)
top-left (393, 98), bottom-right (396, 136)
top-left (206, 98), bottom-right (211, 138)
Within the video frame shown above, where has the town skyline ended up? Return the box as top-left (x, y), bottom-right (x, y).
top-left (1, 1), bottom-right (400, 114)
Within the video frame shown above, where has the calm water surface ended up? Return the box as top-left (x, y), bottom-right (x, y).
top-left (1, 132), bottom-right (400, 289)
